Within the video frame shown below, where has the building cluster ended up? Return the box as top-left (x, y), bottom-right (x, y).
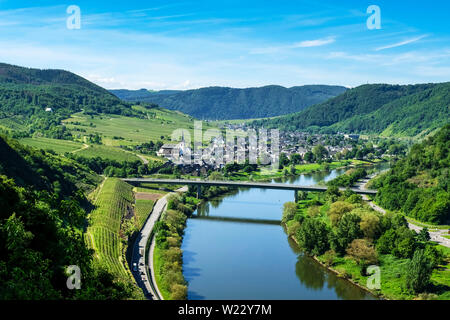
top-left (156, 124), bottom-right (361, 171)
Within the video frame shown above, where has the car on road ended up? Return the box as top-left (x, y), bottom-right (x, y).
top-left (132, 262), bottom-right (138, 272)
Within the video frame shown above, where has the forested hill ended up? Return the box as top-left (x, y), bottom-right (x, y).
top-left (253, 82), bottom-right (450, 137)
top-left (371, 123), bottom-right (450, 224)
top-left (0, 63), bottom-right (133, 119)
top-left (0, 135), bottom-right (100, 196)
top-left (110, 85), bottom-right (348, 120)
top-left (0, 136), bottom-right (141, 299)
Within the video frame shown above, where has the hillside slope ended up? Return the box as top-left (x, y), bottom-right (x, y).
top-left (0, 63), bottom-right (134, 136)
top-left (371, 123), bottom-right (450, 224)
top-left (111, 85), bottom-right (347, 120)
top-left (254, 83), bottom-right (450, 137)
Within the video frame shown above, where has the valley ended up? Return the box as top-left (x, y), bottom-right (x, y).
top-left (0, 62), bottom-right (448, 301)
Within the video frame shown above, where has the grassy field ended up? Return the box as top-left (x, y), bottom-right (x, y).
top-left (63, 107), bottom-right (218, 147)
top-left (86, 178), bottom-right (134, 279)
top-left (19, 137), bottom-right (84, 154)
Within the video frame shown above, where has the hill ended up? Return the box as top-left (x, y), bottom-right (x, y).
top-left (254, 83), bottom-right (450, 137)
top-left (253, 83), bottom-right (450, 136)
top-left (110, 85), bottom-right (348, 120)
top-left (0, 63), bottom-right (134, 139)
top-left (0, 135), bottom-right (101, 195)
top-left (371, 124), bottom-right (450, 224)
top-left (0, 136), bottom-right (143, 299)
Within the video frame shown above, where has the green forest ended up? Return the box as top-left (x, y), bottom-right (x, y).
top-left (254, 83), bottom-right (450, 137)
top-left (371, 124), bottom-right (450, 224)
top-left (0, 135), bottom-right (139, 299)
top-left (111, 85), bottom-right (347, 120)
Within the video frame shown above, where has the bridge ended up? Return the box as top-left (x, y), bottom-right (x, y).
top-left (121, 178), bottom-right (377, 202)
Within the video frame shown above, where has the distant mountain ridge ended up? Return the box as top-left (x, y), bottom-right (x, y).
top-left (110, 85), bottom-right (348, 120)
top-left (253, 83), bottom-right (450, 137)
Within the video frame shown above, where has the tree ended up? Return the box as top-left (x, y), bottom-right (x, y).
top-left (417, 228), bottom-right (431, 242)
top-left (346, 239), bottom-right (378, 271)
top-left (330, 213), bottom-right (363, 255)
top-left (328, 201), bottom-right (354, 226)
top-left (312, 145), bottom-right (328, 162)
top-left (290, 153), bottom-right (302, 165)
top-left (357, 209), bottom-right (381, 240)
top-left (282, 202), bottom-right (297, 223)
top-left (296, 218), bottom-right (330, 255)
top-left (304, 151), bottom-right (314, 163)
top-left (405, 249), bottom-right (433, 294)
top-left (279, 153), bottom-right (290, 169)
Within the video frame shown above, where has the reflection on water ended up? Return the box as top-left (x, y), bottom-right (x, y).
top-left (182, 165), bottom-right (387, 300)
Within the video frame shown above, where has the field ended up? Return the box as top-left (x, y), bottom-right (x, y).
top-left (86, 178), bottom-right (134, 279)
top-left (75, 144), bottom-right (141, 162)
top-left (134, 199), bottom-right (156, 231)
top-left (63, 107), bottom-right (218, 148)
top-left (19, 137), bottom-right (84, 154)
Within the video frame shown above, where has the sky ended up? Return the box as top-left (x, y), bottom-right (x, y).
top-left (0, 0), bottom-right (449, 90)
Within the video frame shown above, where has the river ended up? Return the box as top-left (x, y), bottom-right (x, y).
top-left (181, 164), bottom-right (387, 300)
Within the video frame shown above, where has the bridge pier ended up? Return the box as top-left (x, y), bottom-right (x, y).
top-left (294, 191), bottom-right (298, 203)
top-left (197, 185), bottom-right (202, 199)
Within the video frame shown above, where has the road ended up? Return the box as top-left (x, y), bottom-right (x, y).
top-left (357, 176), bottom-right (450, 248)
top-left (131, 186), bottom-right (188, 300)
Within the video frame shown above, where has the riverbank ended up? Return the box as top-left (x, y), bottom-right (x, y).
top-left (226, 159), bottom-right (381, 182)
top-left (282, 188), bottom-right (450, 300)
top-left (152, 185), bottom-right (233, 300)
top-left (286, 231), bottom-right (382, 299)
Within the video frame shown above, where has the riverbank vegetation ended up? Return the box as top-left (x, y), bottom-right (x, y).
top-left (221, 159), bottom-right (374, 182)
top-left (152, 175), bottom-right (232, 300)
top-left (153, 193), bottom-right (199, 300)
top-left (282, 189), bottom-right (450, 300)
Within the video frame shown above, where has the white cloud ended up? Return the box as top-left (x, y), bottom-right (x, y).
top-left (375, 35), bottom-right (428, 51)
top-left (293, 37), bottom-right (336, 48)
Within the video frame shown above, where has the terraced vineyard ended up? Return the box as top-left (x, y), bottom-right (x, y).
top-left (86, 178), bottom-right (134, 279)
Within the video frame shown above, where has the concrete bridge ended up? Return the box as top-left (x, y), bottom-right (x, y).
top-left (122, 178), bottom-right (377, 202)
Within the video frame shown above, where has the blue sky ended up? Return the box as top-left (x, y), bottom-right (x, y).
top-left (0, 0), bottom-right (449, 89)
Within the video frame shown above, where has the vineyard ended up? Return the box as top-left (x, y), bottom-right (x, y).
top-left (135, 199), bottom-right (156, 230)
top-left (19, 137), bottom-right (84, 154)
top-left (86, 178), bottom-right (134, 279)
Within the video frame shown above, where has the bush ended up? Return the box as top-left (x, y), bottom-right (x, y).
top-left (346, 239), bottom-right (378, 272)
